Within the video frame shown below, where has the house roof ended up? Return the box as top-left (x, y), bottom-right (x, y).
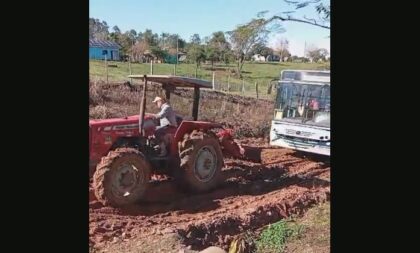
top-left (89, 39), bottom-right (121, 49)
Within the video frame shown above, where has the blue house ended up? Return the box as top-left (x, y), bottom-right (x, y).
top-left (89, 39), bottom-right (121, 61)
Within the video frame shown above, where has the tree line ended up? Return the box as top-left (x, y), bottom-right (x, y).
top-left (89, 1), bottom-right (329, 77)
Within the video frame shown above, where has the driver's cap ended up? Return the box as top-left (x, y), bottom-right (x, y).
top-left (152, 96), bottom-right (162, 103)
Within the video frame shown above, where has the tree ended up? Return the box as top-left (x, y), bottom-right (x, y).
top-left (150, 46), bottom-right (168, 62)
top-left (131, 41), bottom-right (149, 62)
top-left (166, 34), bottom-right (186, 50)
top-left (143, 29), bottom-right (158, 46)
top-left (89, 18), bottom-right (109, 40)
top-left (223, 50), bottom-right (235, 64)
top-left (112, 26), bottom-right (121, 34)
top-left (248, 42), bottom-right (273, 60)
top-left (187, 45), bottom-right (206, 77)
top-left (307, 47), bottom-right (329, 62)
top-left (203, 36), bottom-right (210, 45)
top-left (112, 31), bottom-right (137, 57)
top-left (190, 34), bottom-right (201, 45)
top-left (227, 18), bottom-right (273, 77)
top-left (129, 29), bottom-right (137, 37)
top-left (159, 32), bottom-right (170, 49)
top-left (208, 31), bottom-right (231, 64)
top-left (261, 0), bottom-right (330, 29)
top-left (278, 49), bottom-right (291, 61)
top-left (260, 47), bottom-right (273, 59)
top-left (274, 38), bottom-right (290, 61)
top-left (205, 46), bottom-right (218, 68)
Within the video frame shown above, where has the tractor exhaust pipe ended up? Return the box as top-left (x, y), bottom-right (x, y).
top-left (139, 75), bottom-right (147, 136)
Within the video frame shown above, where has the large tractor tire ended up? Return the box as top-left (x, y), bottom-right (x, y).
top-left (93, 148), bottom-right (151, 207)
top-left (178, 130), bottom-right (224, 192)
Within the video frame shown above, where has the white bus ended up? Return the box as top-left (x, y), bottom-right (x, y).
top-left (270, 70), bottom-right (330, 156)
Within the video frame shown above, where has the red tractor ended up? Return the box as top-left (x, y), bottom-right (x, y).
top-left (89, 75), bottom-right (244, 207)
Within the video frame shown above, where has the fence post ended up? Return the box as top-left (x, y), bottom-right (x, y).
top-left (150, 60), bottom-right (153, 75)
top-left (242, 79), bottom-right (245, 94)
top-left (267, 81), bottom-right (272, 94)
top-left (227, 73), bottom-right (230, 92)
top-left (255, 82), bottom-right (259, 99)
top-left (212, 72), bottom-right (215, 90)
top-left (128, 57), bottom-right (132, 84)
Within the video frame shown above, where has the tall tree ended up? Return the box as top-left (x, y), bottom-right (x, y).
top-left (109, 25), bottom-right (122, 45)
top-left (89, 18), bottom-right (109, 40)
top-left (307, 47), bottom-right (329, 62)
top-left (187, 45), bottom-right (206, 77)
top-left (205, 46), bottom-right (218, 68)
top-left (227, 18), bottom-right (273, 77)
top-left (131, 41), bottom-right (149, 62)
top-left (166, 34), bottom-right (186, 50)
top-left (150, 46), bottom-right (168, 62)
top-left (190, 34), bottom-right (201, 45)
top-left (247, 42), bottom-right (273, 60)
top-left (208, 31), bottom-right (231, 64)
top-left (159, 32), bottom-right (170, 49)
top-left (274, 38), bottom-right (290, 61)
top-left (112, 26), bottom-right (121, 34)
top-left (143, 29), bottom-right (158, 46)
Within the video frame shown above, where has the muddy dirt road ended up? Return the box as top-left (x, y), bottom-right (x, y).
top-left (89, 138), bottom-right (330, 252)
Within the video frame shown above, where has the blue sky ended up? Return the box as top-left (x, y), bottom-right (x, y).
top-left (90, 0), bottom-right (330, 56)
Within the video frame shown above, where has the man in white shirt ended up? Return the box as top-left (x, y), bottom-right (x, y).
top-left (152, 96), bottom-right (178, 156)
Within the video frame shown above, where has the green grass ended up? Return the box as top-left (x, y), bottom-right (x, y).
top-left (283, 202), bottom-right (330, 253)
top-left (256, 219), bottom-right (304, 253)
top-left (89, 60), bottom-right (329, 99)
top-left (253, 202), bottom-right (330, 253)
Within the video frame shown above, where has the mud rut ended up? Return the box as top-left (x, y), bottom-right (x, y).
top-left (89, 138), bottom-right (330, 251)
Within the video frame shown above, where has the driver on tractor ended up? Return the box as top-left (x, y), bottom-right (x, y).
top-left (152, 96), bottom-right (178, 156)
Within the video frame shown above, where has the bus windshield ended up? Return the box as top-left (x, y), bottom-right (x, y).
top-left (275, 81), bottom-right (330, 127)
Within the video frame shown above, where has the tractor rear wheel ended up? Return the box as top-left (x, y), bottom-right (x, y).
top-left (93, 148), bottom-right (151, 207)
top-left (178, 130), bottom-right (223, 192)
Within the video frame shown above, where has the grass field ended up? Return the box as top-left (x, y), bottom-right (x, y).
top-left (90, 60), bottom-right (330, 99)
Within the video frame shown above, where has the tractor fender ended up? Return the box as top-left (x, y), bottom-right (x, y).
top-left (171, 121), bottom-right (222, 155)
top-left (173, 122), bottom-right (244, 159)
top-left (174, 121), bottom-right (222, 143)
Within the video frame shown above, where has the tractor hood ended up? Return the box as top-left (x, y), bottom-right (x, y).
top-left (89, 114), bottom-right (154, 127)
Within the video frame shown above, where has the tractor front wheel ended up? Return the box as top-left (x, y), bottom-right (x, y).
top-left (178, 130), bottom-right (223, 192)
top-left (93, 148), bottom-right (151, 207)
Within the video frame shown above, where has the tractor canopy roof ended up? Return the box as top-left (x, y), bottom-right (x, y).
top-left (128, 75), bottom-right (212, 89)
